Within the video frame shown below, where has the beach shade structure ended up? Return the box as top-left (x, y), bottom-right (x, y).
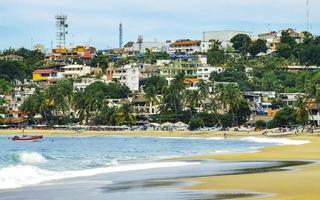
top-left (161, 122), bottom-right (173, 131)
top-left (149, 123), bottom-right (161, 129)
top-left (173, 121), bottom-right (189, 131)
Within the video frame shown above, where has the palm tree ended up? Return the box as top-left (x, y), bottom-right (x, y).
top-left (295, 95), bottom-right (310, 129)
top-left (183, 89), bottom-right (200, 116)
top-left (115, 104), bottom-right (136, 126)
top-left (144, 85), bottom-right (159, 115)
top-left (197, 80), bottom-right (209, 112)
top-left (216, 83), bottom-right (242, 126)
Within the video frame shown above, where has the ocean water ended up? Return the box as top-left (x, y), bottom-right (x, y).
top-left (0, 136), bottom-right (308, 190)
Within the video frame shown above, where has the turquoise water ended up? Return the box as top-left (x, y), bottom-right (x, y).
top-left (0, 136), bottom-right (307, 190)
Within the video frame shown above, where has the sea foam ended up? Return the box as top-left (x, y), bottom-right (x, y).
top-left (17, 152), bottom-right (47, 164)
top-left (0, 161), bottom-right (199, 190)
top-left (240, 137), bottom-right (310, 145)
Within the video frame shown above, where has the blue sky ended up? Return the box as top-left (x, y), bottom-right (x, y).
top-left (0, 0), bottom-right (319, 50)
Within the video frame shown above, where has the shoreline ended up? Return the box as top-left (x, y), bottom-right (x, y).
top-left (0, 128), bottom-right (302, 138)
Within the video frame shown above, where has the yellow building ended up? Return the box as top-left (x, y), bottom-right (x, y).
top-left (32, 69), bottom-right (56, 81)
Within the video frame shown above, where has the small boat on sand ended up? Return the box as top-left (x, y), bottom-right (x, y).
top-left (12, 135), bottom-right (43, 141)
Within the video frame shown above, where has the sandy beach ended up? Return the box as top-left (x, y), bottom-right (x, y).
top-left (184, 135), bottom-right (320, 200)
top-left (1, 129), bottom-right (319, 199)
top-left (0, 129), bottom-right (264, 138)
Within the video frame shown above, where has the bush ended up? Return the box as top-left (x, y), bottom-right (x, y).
top-left (189, 117), bottom-right (204, 131)
top-left (255, 120), bottom-right (266, 130)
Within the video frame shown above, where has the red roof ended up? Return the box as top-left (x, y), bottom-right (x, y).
top-left (80, 51), bottom-right (92, 59)
top-left (33, 69), bottom-right (55, 74)
top-left (172, 40), bottom-right (201, 46)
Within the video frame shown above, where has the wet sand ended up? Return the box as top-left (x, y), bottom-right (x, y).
top-left (0, 160), bottom-right (309, 200)
top-left (186, 136), bottom-right (320, 200)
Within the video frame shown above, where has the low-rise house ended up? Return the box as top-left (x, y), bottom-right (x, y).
top-left (278, 93), bottom-right (305, 106)
top-left (73, 78), bottom-right (110, 92)
top-left (0, 54), bottom-right (24, 61)
top-left (185, 78), bottom-right (199, 90)
top-left (139, 65), bottom-right (160, 79)
top-left (32, 69), bottom-right (61, 82)
top-left (244, 91), bottom-right (276, 117)
top-left (285, 65), bottom-right (320, 72)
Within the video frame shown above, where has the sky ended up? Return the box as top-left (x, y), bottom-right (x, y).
top-left (0, 0), bottom-right (319, 50)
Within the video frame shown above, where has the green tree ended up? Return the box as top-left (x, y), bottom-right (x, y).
top-left (189, 116), bottom-right (204, 130)
top-left (271, 107), bottom-right (297, 128)
top-left (280, 30), bottom-right (297, 48)
top-left (159, 73), bottom-right (186, 114)
top-left (277, 43), bottom-right (293, 59)
top-left (230, 34), bottom-right (252, 54)
top-left (115, 104), bottom-right (136, 126)
top-left (0, 79), bottom-right (13, 95)
top-left (294, 95), bottom-right (310, 126)
top-left (207, 40), bottom-right (225, 66)
top-left (249, 39), bottom-right (268, 57)
top-left (216, 83), bottom-right (243, 126)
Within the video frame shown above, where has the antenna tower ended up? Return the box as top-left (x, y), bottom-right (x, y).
top-left (119, 23), bottom-right (123, 48)
top-left (307, 0), bottom-right (310, 32)
top-left (137, 35), bottom-right (143, 52)
top-left (56, 14), bottom-right (68, 48)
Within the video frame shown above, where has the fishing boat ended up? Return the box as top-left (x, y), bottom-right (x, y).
top-left (12, 135), bottom-right (43, 141)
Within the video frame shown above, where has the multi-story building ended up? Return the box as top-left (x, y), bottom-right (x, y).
top-left (111, 65), bottom-right (140, 91)
top-left (309, 101), bottom-right (320, 126)
top-left (159, 55), bottom-right (200, 78)
top-left (169, 39), bottom-right (202, 54)
top-left (203, 30), bottom-right (252, 48)
top-left (197, 66), bottom-right (224, 81)
top-left (60, 64), bottom-right (92, 78)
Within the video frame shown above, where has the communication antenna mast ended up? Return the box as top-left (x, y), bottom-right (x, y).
top-left (56, 14), bottom-right (68, 48)
top-left (119, 23), bottom-right (123, 48)
top-left (307, 0), bottom-right (310, 32)
top-left (137, 35), bottom-right (143, 52)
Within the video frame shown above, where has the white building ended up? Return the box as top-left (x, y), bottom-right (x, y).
top-left (73, 78), bottom-right (110, 92)
top-left (156, 60), bottom-right (171, 66)
top-left (123, 41), bottom-right (170, 55)
top-left (113, 65), bottom-right (140, 91)
top-left (60, 64), bottom-right (92, 78)
top-left (309, 101), bottom-right (320, 126)
top-left (278, 93), bottom-right (304, 106)
top-left (203, 30), bottom-right (252, 48)
top-left (197, 66), bottom-right (224, 81)
top-left (169, 40), bottom-right (202, 54)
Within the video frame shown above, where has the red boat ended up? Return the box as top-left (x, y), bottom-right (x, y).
top-left (12, 135), bottom-right (43, 141)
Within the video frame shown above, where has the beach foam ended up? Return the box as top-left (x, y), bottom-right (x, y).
top-left (16, 152), bottom-right (47, 165)
top-left (240, 137), bottom-right (310, 145)
top-left (0, 161), bottom-right (199, 190)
